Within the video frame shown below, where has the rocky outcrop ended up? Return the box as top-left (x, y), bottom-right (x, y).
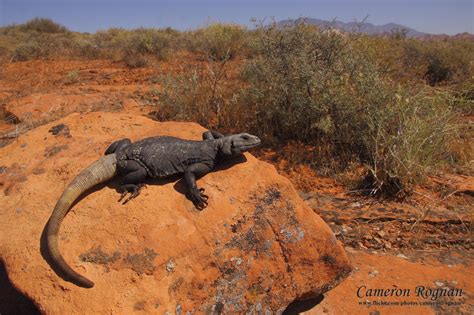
top-left (0, 112), bottom-right (351, 313)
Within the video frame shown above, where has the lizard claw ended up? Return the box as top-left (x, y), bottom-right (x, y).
top-left (189, 187), bottom-right (209, 210)
top-left (118, 184), bottom-right (145, 204)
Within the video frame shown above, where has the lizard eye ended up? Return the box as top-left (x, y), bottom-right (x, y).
top-left (242, 135), bottom-right (250, 140)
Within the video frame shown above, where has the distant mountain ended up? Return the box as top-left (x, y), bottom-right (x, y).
top-left (277, 18), bottom-right (428, 37)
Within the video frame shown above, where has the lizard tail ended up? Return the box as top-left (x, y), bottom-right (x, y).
top-left (46, 154), bottom-right (117, 288)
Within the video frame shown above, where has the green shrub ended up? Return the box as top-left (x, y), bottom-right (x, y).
top-left (240, 22), bottom-right (462, 195)
top-left (11, 42), bottom-right (43, 61)
top-left (9, 31), bottom-right (78, 61)
top-left (21, 18), bottom-right (69, 33)
top-left (123, 53), bottom-right (149, 68)
top-left (72, 37), bottom-right (102, 59)
top-left (122, 28), bottom-right (172, 59)
top-left (361, 89), bottom-right (457, 196)
top-left (153, 59), bottom-right (237, 127)
top-left (186, 23), bottom-right (247, 60)
top-left (91, 28), bottom-right (176, 65)
top-left (401, 38), bottom-right (473, 86)
top-left (424, 56), bottom-right (451, 85)
top-left (64, 70), bottom-right (80, 84)
top-left (240, 22), bottom-right (384, 157)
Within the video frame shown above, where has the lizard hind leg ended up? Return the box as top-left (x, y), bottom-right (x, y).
top-left (117, 160), bottom-right (147, 204)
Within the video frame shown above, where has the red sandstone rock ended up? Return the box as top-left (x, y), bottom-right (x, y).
top-left (0, 112), bottom-right (351, 313)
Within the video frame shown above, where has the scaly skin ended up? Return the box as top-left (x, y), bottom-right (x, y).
top-left (46, 154), bottom-right (117, 288)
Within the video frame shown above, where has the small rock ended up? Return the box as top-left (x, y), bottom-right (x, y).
top-left (345, 246), bottom-right (356, 253)
top-left (358, 242), bottom-right (368, 249)
top-left (32, 168), bottom-right (46, 175)
top-left (165, 259), bottom-right (175, 273)
top-left (133, 301), bottom-right (145, 311)
top-left (397, 253), bottom-right (408, 259)
top-left (44, 144), bottom-right (69, 158)
top-left (48, 124), bottom-right (71, 138)
top-left (342, 224), bottom-right (352, 232)
top-left (368, 270), bottom-right (379, 277)
top-left (435, 281), bottom-right (444, 287)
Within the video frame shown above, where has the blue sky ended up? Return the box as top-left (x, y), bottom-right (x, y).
top-left (0, 0), bottom-right (472, 35)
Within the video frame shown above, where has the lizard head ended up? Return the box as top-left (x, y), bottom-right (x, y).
top-left (220, 133), bottom-right (261, 157)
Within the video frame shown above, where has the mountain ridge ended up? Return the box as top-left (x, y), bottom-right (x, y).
top-left (277, 17), bottom-right (428, 37)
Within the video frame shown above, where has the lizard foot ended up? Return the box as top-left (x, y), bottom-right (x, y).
top-left (118, 183), bottom-right (146, 204)
top-left (188, 187), bottom-right (209, 210)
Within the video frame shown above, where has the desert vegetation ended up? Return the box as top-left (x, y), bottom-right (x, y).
top-left (1, 18), bottom-right (472, 197)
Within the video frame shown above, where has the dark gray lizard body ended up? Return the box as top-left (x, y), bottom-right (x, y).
top-left (46, 131), bottom-right (260, 288)
top-left (119, 136), bottom-right (218, 178)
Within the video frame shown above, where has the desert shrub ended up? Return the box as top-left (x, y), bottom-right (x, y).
top-left (186, 23), bottom-right (247, 60)
top-left (239, 22), bottom-right (385, 159)
top-left (7, 25), bottom-right (78, 60)
top-left (11, 42), bottom-right (43, 61)
top-left (238, 22), bottom-right (459, 195)
top-left (96, 28), bottom-right (176, 65)
top-left (401, 39), bottom-right (473, 86)
top-left (122, 29), bottom-right (172, 58)
top-left (361, 89), bottom-right (457, 196)
top-left (0, 35), bottom-right (14, 58)
top-left (352, 35), bottom-right (473, 88)
top-left (152, 59), bottom-right (238, 127)
top-left (2, 21), bottom-right (178, 62)
top-left (424, 57), bottom-right (451, 85)
top-left (20, 18), bottom-right (69, 33)
top-left (64, 70), bottom-right (80, 84)
top-left (153, 21), bottom-right (461, 195)
top-left (71, 37), bottom-right (102, 59)
top-left (123, 53), bottom-right (149, 68)
top-left (454, 83), bottom-right (474, 115)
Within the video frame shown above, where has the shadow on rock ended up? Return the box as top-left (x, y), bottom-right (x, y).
top-left (0, 259), bottom-right (40, 315)
top-left (283, 294), bottom-right (325, 314)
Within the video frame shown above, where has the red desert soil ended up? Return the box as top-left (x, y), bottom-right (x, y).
top-left (1, 58), bottom-right (472, 313)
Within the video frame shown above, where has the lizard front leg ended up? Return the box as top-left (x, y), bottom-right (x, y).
top-left (202, 130), bottom-right (224, 140)
top-left (184, 163), bottom-right (212, 210)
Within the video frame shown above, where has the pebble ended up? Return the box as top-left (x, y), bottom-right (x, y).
top-left (396, 253), bottom-right (408, 259)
